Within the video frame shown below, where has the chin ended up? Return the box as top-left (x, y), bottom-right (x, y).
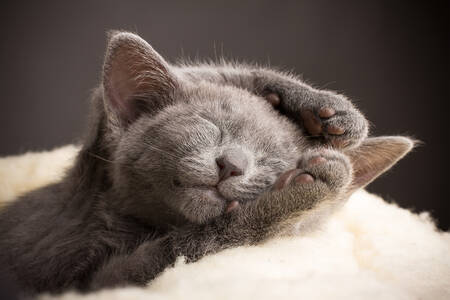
top-left (178, 188), bottom-right (228, 224)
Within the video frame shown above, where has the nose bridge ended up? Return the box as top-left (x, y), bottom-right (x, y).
top-left (216, 147), bottom-right (249, 181)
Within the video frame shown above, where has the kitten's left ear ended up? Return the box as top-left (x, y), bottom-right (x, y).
top-left (345, 136), bottom-right (416, 193)
top-left (102, 31), bottom-right (177, 127)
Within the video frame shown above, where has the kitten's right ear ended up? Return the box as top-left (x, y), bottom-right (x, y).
top-left (102, 31), bottom-right (177, 127)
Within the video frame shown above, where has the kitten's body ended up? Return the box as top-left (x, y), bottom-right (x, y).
top-left (0, 32), bottom-right (413, 296)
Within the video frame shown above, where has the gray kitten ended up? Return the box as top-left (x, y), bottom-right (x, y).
top-left (0, 32), bottom-right (413, 296)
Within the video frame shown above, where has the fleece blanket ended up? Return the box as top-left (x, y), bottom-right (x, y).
top-left (0, 146), bottom-right (449, 300)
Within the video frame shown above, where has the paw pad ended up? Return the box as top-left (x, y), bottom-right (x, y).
top-left (327, 125), bottom-right (345, 135)
top-left (300, 110), bottom-right (322, 135)
top-left (264, 92), bottom-right (281, 107)
top-left (308, 156), bottom-right (327, 166)
top-left (318, 107), bottom-right (335, 118)
top-left (273, 169), bottom-right (315, 191)
top-left (300, 108), bottom-right (346, 137)
top-left (225, 200), bottom-right (240, 213)
top-left (294, 173), bottom-right (314, 184)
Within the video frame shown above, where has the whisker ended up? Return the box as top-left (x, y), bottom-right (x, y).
top-left (141, 141), bottom-right (183, 161)
top-left (87, 151), bottom-right (116, 164)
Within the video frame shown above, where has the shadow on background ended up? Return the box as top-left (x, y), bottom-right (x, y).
top-left (0, 1), bottom-right (448, 229)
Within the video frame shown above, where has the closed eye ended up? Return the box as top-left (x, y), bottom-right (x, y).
top-left (197, 114), bottom-right (223, 144)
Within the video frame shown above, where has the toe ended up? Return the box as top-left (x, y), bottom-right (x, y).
top-left (318, 107), bottom-right (336, 119)
top-left (308, 156), bottom-right (327, 166)
top-left (264, 92), bottom-right (281, 107)
top-left (225, 200), bottom-right (240, 213)
top-left (294, 173), bottom-right (315, 184)
top-left (326, 125), bottom-right (345, 135)
top-left (273, 169), bottom-right (302, 191)
top-left (300, 110), bottom-right (322, 135)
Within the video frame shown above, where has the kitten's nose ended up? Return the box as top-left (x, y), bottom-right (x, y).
top-left (216, 148), bottom-right (248, 182)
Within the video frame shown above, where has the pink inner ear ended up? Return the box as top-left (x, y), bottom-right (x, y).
top-left (348, 152), bottom-right (394, 191)
top-left (351, 167), bottom-right (378, 190)
top-left (102, 32), bottom-right (177, 126)
top-left (106, 62), bottom-right (139, 123)
top-left (345, 136), bottom-right (414, 192)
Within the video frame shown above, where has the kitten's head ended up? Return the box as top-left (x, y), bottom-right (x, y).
top-left (95, 32), bottom-right (414, 227)
top-left (100, 32), bottom-right (304, 226)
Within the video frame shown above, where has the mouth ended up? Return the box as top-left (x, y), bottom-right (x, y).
top-left (205, 186), bottom-right (241, 214)
top-left (174, 177), bottom-right (243, 215)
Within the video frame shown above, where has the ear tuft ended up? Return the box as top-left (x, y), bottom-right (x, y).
top-left (102, 31), bottom-right (177, 127)
top-left (345, 136), bottom-right (416, 192)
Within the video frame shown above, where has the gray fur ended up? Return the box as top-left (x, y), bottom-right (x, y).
top-left (0, 31), bottom-right (413, 296)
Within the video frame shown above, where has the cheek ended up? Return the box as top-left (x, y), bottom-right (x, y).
top-left (175, 152), bottom-right (220, 187)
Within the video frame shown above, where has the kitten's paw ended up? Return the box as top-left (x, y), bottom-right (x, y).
top-left (299, 104), bottom-right (367, 148)
top-left (272, 149), bottom-right (351, 194)
top-left (263, 90), bottom-right (368, 149)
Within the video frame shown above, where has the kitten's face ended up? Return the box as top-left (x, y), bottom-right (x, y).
top-left (112, 83), bottom-right (305, 225)
top-left (99, 32), bottom-right (414, 227)
top-left (99, 32), bottom-right (414, 226)
top-left (99, 32), bottom-right (306, 225)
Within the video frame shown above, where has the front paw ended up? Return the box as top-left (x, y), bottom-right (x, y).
top-left (227, 150), bottom-right (352, 240)
top-left (264, 89), bottom-right (368, 149)
top-left (299, 96), bottom-right (368, 149)
top-left (272, 149), bottom-right (352, 198)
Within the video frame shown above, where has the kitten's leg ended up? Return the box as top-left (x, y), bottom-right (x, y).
top-left (169, 148), bottom-right (352, 260)
top-left (89, 149), bottom-right (351, 290)
top-left (90, 236), bottom-right (175, 290)
top-left (254, 71), bottom-right (368, 148)
top-left (202, 67), bottom-right (369, 148)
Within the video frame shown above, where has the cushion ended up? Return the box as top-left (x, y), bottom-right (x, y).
top-left (1, 146), bottom-right (449, 299)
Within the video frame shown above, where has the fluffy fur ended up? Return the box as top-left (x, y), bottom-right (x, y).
top-left (0, 146), bottom-right (448, 300)
top-left (0, 32), bottom-right (433, 297)
top-left (0, 31), bottom-right (377, 295)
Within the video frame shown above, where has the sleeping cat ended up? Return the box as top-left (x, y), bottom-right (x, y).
top-left (0, 31), bottom-right (413, 296)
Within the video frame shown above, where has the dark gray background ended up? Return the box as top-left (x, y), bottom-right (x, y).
top-left (1, 1), bottom-right (449, 229)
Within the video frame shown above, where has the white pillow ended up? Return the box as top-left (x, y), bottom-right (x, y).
top-left (1, 146), bottom-right (449, 300)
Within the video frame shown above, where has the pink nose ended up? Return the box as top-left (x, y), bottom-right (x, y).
top-left (216, 148), bottom-right (248, 182)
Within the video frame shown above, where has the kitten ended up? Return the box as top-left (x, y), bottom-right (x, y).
top-left (0, 31), bottom-right (413, 296)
